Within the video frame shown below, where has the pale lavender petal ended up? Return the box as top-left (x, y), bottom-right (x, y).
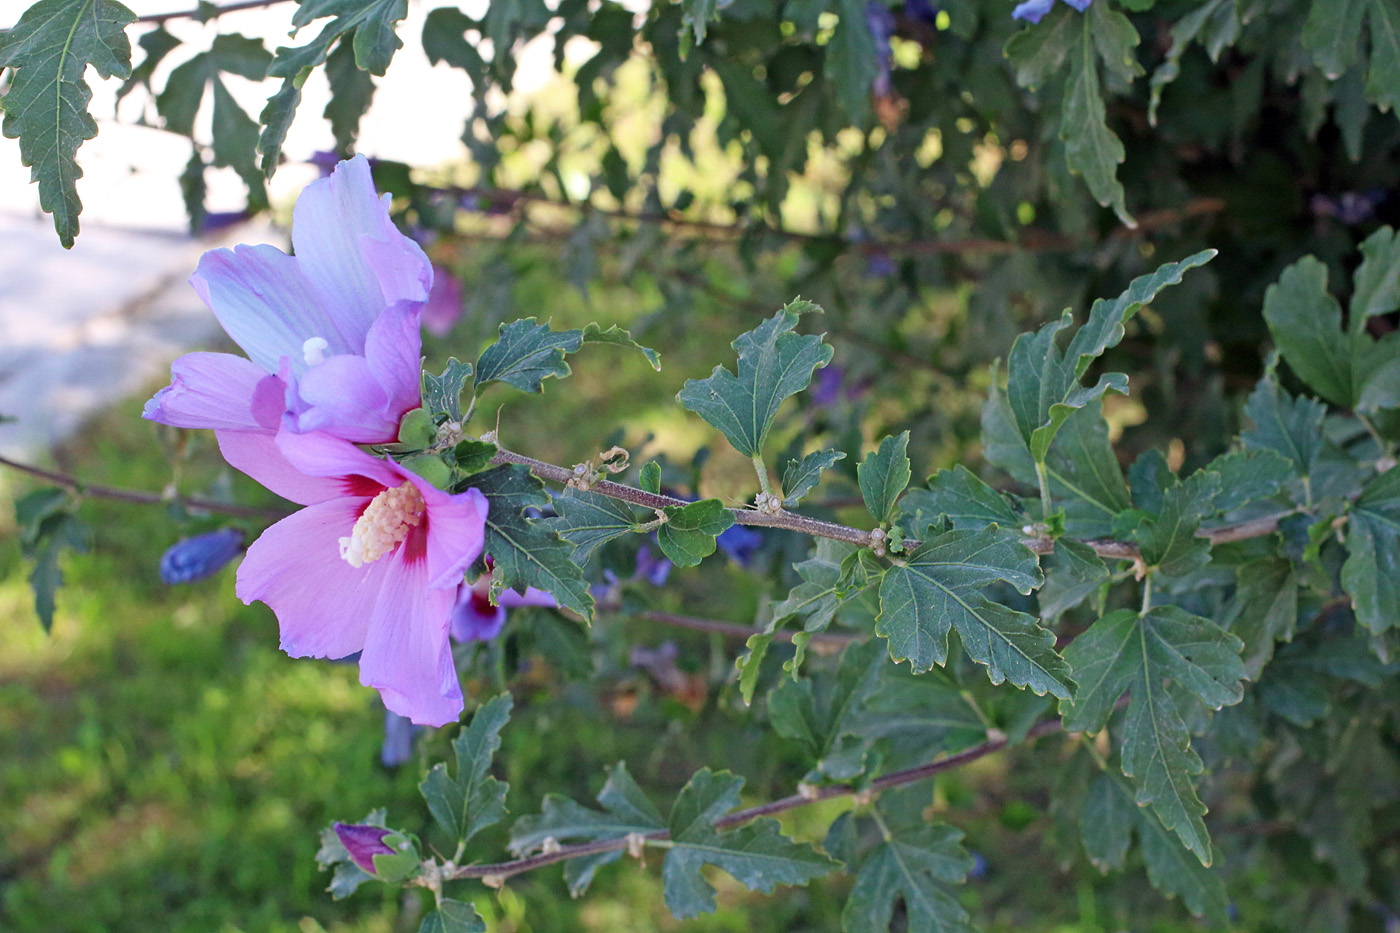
top-left (283, 354), bottom-right (400, 443)
top-left (236, 498), bottom-right (389, 659)
top-left (216, 429), bottom-right (351, 505)
top-left (497, 585), bottom-right (557, 609)
top-left (273, 428), bottom-right (403, 489)
top-left (359, 546), bottom-right (462, 726)
top-left (421, 265), bottom-right (463, 336)
top-left (191, 244), bottom-right (362, 371)
top-left (1012, 0), bottom-right (1056, 21)
top-left (1064, 0), bottom-right (1092, 9)
top-left (420, 486), bottom-right (489, 589)
top-left (143, 352), bottom-right (282, 431)
top-left (364, 300), bottom-right (425, 425)
top-left (449, 585), bottom-right (507, 642)
top-left (290, 156), bottom-right (431, 342)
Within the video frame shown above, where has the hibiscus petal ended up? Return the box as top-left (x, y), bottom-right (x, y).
top-left (216, 430), bottom-right (350, 505)
top-left (192, 243), bottom-right (364, 371)
top-left (419, 486), bottom-right (489, 589)
top-left (1011, 0), bottom-right (1056, 21)
top-left (143, 352), bottom-right (282, 431)
top-left (449, 586), bottom-right (507, 642)
top-left (236, 498), bottom-right (389, 659)
top-left (290, 156), bottom-right (432, 342)
top-left (274, 429), bottom-right (403, 488)
top-left (359, 547), bottom-right (462, 726)
top-left (497, 585), bottom-right (557, 609)
top-left (364, 299), bottom-right (425, 426)
top-left (283, 354), bottom-right (399, 443)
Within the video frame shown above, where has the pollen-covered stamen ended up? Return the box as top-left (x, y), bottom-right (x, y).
top-left (302, 336), bottom-right (329, 366)
top-left (339, 481), bottom-right (426, 568)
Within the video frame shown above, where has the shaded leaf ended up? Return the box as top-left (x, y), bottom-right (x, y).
top-left (0, 0), bottom-right (138, 247)
top-left (824, 0), bottom-right (877, 123)
top-left (1341, 467), bottom-right (1400, 634)
top-left (783, 449), bottom-right (846, 506)
top-left (663, 769), bottom-right (837, 919)
top-left (418, 900), bottom-right (486, 933)
top-left (548, 488), bottom-right (639, 564)
top-left (581, 323), bottom-right (661, 371)
top-left (419, 693), bottom-right (512, 845)
top-left (768, 640), bottom-right (884, 772)
top-left (1062, 8), bottom-right (1134, 225)
top-left (422, 358), bottom-right (473, 422)
top-left (677, 300), bottom-right (833, 458)
top-left (469, 465), bottom-right (593, 620)
top-left (837, 810), bottom-right (975, 933)
top-left (903, 465), bottom-right (1020, 535)
top-left (1062, 606), bottom-right (1246, 864)
top-left (876, 526), bottom-right (1072, 698)
top-left (858, 432), bottom-right (911, 525)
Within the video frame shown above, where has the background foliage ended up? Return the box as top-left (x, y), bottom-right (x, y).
top-left (4, 0), bottom-right (1400, 930)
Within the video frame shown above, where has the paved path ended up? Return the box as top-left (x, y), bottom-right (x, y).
top-left (0, 213), bottom-right (262, 459)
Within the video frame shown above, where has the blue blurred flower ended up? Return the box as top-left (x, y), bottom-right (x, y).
top-left (633, 543), bottom-right (673, 587)
top-left (159, 528), bottom-right (245, 584)
top-left (904, 0), bottom-right (939, 25)
top-left (1012, 0), bottom-right (1090, 24)
top-left (866, 2), bottom-right (897, 96)
top-left (716, 524), bottom-right (763, 567)
top-left (380, 708), bottom-right (420, 768)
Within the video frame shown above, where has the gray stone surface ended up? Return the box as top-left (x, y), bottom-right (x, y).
top-left (0, 214), bottom-right (270, 458)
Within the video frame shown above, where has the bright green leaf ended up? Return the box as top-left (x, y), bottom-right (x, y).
top-left (657, 499), bottom-right (734, 568)
top-left (418, 900), bottom-right (486, 933)
top-left (902, 465), bottom-right (1020, 535)
top-left (475, 318), bottom-right (584, 394)
top-left (783, 448), bottom-right (846, 506)
top-left (419, 693), bottom-right (512, 845)
top-left (858, 432), bottom-right (911, 525)
top-left (581, 323), bottom-right (661, 371)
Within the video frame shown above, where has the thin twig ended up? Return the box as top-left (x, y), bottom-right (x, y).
top-left (0, 453), bottom-right (290, 521)
top-left (135, 0), bottom-right (292, 24)
top-left (438, 717), bottom-right (1066, 881)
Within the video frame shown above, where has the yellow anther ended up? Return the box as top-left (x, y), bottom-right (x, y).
top-left (339, 482), bottom-right (426, 567)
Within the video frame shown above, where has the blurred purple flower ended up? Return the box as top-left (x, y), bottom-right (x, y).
top-left (159, 528), bottom-right (245, 584)
top-left (633, 543), bottom-right (673, 587)
top-left (421, 264), bottom-right (464, 337)
top-left (1311, 190), bottom-right (1386, 226)
top-left (333, 822), bottom-right (395, 873)
top-left (866, 252), bottom-right (897, 278)
top-left (144, 155), bottom-right (433, 469)
top-left (380, 708), bottom-right (420, 768)
top-left (904, 0), bottom-right (939, 25)
top-left (867, 2), bottom-right (897, 96)
top-left (716, 524), bottom-right (763, 567)
top-left (449, 565), bottom-right (557, 642)
top-left (1012, 0), bottom-right (1090, 23)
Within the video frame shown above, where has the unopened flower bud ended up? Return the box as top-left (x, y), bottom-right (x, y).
top-left (333, 823), bottom-right (395, 874)
top-left (159, 528), bottom-right (245, 584)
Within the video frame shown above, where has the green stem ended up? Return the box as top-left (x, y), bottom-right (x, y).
top-left (752, 454), bottom-right (773, 499)
top-left (960, 690), bottom-right (995, 732)
top-left (1140, 573), bottom-right (1154, 615)
top-left (1035, 459), bottom-right (1053, 521)
top-left (1358, 412), bottom-right (1393, 458)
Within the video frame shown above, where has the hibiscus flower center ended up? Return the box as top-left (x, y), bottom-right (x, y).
top-left (339, 481), bottom-right (426, 568)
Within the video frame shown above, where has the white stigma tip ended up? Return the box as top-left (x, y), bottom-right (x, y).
top-left (302, 336), bottom-right (329, 366)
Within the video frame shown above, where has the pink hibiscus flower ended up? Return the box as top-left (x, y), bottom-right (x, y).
top-left (230, 429), bottom-right (488, 726)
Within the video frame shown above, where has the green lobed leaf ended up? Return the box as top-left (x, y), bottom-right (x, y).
top-left (1062, 606), bottom-right (1246, 864)
top-left (1147, 0), bottom-right (1238, 124)
top-left (1205, 448), bottom-right (1292, 513)
top-left (453, 440), bottom-right (497, 476)
top-left (681, 0), bottom-right (718, 44)
top-left (547, 488), bottom-right (640, 564)
top-left (767, 640), bottom-right (884, 773)
top-left (1230, 557), bottom-right (1298, 678)
top-left (1037, 538), bottom-right (1109, 622)
top-left (1133, 469), bottom-right (1221, 578)
top-left (475, 318), bottom-right (584, 394)
top-left (782, 448), bottom-right (846, 506)
top-left (836, 810), bottom-right (975, 933)
top-left (1004, 4), bottom-right (1079, 89)
top-left (846, 666), bottom-right (985, 761)
top-left (419, 693), bottom-right (512, 845)
top-left (876, 525), bottom-right (1072, 698)
top-left (0, 0), bottom-right (138, 247)
top-left (1081, 774), bottom-right (1228, 922)
top-left (421, 7), bottom-right (486, 76)
top-left (662, 769), bottom-right (838, 919)
top-left (824, 0), bottom-right (877, 123)
top-left (418, 900), bottom-right (486, 933)
top-left (509, 761), bottom-right (664, 895)
top-left (1005, 251), bottom-right (1214, 464)
top-left (1061, 10), bottom-right (1133, 226)
top-left (1042, 402), bottom-right (1132, 537)
top-left (581, 323), bottom-right (661, 371)
top-left (902, 465), bottom-right (1020, 536)
top-left (422, 358), bottom-right (474, 422)
top-left (1303, 0), bottom-right (1367, 78)
top-left (638, 461), bottom-right (662, 495)
top-left (767, 538), bottom-right (863, 634)
top-left (1369, 0), bottom-right (1400, 111)
top-left (677, 300), bottom-right (833, 458)
top-left (1241, 372), bottom-right (1327, 478)
top-left (324, 35), bottom-right (377, 152)
top-left (1262, 257), bottom-right (1354, 406)
top-left (467, 465), bottom-right (593, 620)
top-left (1340, 467), bottom-right (1400, 634)
top-left (657, 499), bottom-right (735, 568)
top-left (858, 432), bottom-right (911, 525)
